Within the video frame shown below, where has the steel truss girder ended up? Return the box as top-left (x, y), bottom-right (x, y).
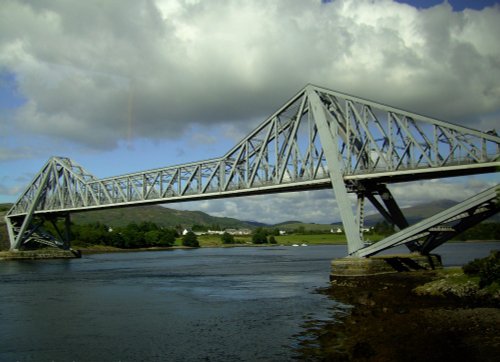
top-left (5, 84), bottom-right (500, 253)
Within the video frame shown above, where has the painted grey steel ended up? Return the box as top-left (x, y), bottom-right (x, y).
top-left (357, 185), bottom-right (500, 257)
top-left (308, 88), bottom-right (364, 254)
top-left (5, 84), bottom-right (500, 254)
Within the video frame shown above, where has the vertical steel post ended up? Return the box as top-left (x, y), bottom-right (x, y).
top-left (64, 213), bottom-right (71, 249)
top-left (356, 193), bottom-right (365, 240)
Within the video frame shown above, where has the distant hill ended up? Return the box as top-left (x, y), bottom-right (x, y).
top-left (0, 203), bottom-right (12, 212)
top-left (273, 220), bottom-right (303, 226)
top-left (71, 205), bottom-right (252, 229)
top-left (244, 220), bottom-right (270, 228)
top-left (0, 203), bottom-right (250, 251)
top-left (1, 198), bottom-right (498, 251)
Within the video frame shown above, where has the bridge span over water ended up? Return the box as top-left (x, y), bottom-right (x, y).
top-left (5, 85), bottom-right (500, 256)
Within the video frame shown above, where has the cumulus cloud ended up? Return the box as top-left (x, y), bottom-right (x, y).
top-left (169, 190), bottom-right (339, 224)
top-left (1, 0), bottom-right (500, 151)
top-left (169, 176), bottom-right (498, 224)
top-left (1, 0), bottom-right (499, 224)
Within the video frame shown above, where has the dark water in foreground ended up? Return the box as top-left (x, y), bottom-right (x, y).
top-left (0, 243), bottom-right (497, 361)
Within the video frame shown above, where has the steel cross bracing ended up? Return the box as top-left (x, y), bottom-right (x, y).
top-left (6, 85), bottom-right (500, 254)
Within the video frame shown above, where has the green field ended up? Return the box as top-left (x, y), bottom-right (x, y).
top-left (175, 233), bottom-right (387, 247)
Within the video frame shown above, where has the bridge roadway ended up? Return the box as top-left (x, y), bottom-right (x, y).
top-left (5, 85), bottom-right (500, 255)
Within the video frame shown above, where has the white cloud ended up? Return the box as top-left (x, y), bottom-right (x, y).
top-left (1, 0), bottom-right (499, 152)
top-left (1, 0), bottom-right (499, 223)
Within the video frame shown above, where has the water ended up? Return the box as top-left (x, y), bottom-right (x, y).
top-left (0, 243), bottom-right (497, 361)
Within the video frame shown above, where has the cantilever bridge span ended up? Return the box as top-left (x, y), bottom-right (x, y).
top-left (5, 85), bottom-right (500, 256)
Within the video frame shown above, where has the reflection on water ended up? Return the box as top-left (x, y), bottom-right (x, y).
top-left (0, 243), bottom-right (496, 361)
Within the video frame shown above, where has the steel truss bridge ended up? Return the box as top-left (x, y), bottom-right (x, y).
top-left (5, 85), bottom-right (500, 256)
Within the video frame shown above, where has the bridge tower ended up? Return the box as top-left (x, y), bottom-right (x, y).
top-left (5, 85), bottom-right (500, 256)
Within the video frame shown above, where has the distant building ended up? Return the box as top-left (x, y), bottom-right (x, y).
top-left (279, 230), bottom-right (286, 235)
top-left (207, 230), bottom-right (225, 235)
top-left (224, 228), bottom-right (251, 235)
top-left (203, 228), bottom-right (253, 236)
top-left (331, 228), bottom-right (343, 234)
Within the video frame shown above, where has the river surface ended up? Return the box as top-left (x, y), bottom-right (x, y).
top-left (0, 242), bottom-right (497, 362)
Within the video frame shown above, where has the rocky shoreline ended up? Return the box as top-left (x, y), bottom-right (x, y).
top-left (294, 270), bottom-right (500, 361)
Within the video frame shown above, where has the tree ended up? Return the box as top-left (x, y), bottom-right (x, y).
top-left (144, 230), bottom-right (161, 246)
top-left (252, 227), bottom-right (268, 244)
top-left (159, 229), bottom-right (176, 247)
top-left (182, 231), bottom-right (199, 247)
top-left (373, 221), bottom-right (394, 236)
top-left (192, 224), bottom-right (207, 232)
top-left (270, 228), bottom-right (280, 236)
top-left (295, 225), bottom-right (306, 234)
top-left (269, 235), bottom-right (277, 244)
top-left (221, 232), bottom-right (235, 244)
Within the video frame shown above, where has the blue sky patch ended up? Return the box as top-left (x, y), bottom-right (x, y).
top-left (0, 71), bottom-right (26, 109)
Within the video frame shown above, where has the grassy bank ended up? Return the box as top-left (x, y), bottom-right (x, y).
top-left (191, 233), bottom-right (352, 247)
top-left (73, 233), bottom-right (352, 251)
top-left (414, 267), bottom-right (500, 302)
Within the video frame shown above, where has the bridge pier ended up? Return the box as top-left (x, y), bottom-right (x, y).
top-left (330, 254), bottom-right (442, 278)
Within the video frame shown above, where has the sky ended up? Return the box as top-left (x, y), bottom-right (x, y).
top-left (1, 0), bottom-right (499, 224)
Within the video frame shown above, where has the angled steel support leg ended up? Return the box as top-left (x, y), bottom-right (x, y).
top-left (11, 163), bottom-right (53, 250)
top-left (5, 216), bottom-right (17, 250)
top-left (308, 87), bottom-right (364, 255)
top-left (361, 182), bottom-right (408, 229)
top-left (47, 213), bottom-right (71, 250)
top-left (358, 185), bottom-right (499, 257)
top-left (65, 213), bottom-right (71, 249)
top-left (362, 182), bottom-right (421, 252)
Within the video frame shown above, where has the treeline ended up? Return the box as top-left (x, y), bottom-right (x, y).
top-left (371, 221), bottom-right (500, 240)
top-left (69, 222), bottom-right (178, 248)
top-left (251, 227), bottom-right (278, 244)
top-left (42, 220), bottom-right (500, 251)
top-left (454, 222), bottom-right (500, 241)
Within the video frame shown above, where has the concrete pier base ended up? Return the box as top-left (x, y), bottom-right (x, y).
top-left (331, 254), bottom-right (442, 278)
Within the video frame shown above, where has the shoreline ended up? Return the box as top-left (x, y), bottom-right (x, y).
top-left (294, 269), bottom-right (500, 361)
top-left (1, 239), bottom-right (498, 258)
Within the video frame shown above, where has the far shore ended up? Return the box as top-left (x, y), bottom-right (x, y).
top-left (1, 238), bottom-right (499, 257)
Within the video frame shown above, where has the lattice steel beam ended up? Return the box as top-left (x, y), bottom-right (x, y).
top-left (6, 84), bottom-right (500, 253)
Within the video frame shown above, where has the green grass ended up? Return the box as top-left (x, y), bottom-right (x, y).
top-left (179, 233), bottom-right (352, 247)
top-left (274, 234), bottom-right (346, 245)
top-left (169, 233), bottom-right (394, 248)
top-left (276, 223), bottom-right (341, 232)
